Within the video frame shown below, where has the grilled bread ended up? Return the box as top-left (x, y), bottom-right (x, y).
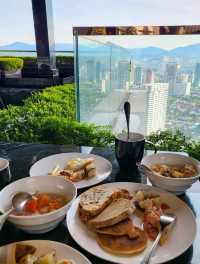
top-left (97, 227), bottom-right (147, 255)
top-left (78, 186), bottom-right (131, 222)
top-left (96, 218), bottom-right (139, 239)
top-left (88, 198), bottom-right (135, 229)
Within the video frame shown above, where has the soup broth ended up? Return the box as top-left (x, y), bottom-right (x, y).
top-left (12, 192), bottom-right (67, 216)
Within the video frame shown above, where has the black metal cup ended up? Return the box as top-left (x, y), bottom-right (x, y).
top-left (0, 158), bottom-right (11, 189)
top-left (115, 132), bottom-right (157, 170)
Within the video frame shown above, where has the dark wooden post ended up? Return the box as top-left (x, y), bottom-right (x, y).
top-left (31, 0), bottom-right (58, 78)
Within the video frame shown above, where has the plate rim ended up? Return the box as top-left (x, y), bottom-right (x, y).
top-left (29, 152), bottom-right (112, 189)
top-left (67, 182), bottom-right (197, 264)
top-left (0, 239), bottom-right (92, 264)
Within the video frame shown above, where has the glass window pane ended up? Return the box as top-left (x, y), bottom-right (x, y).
top-left (76, 33), bottom-right (200, 139)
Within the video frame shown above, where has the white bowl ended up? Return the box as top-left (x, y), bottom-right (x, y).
top-left (0, 176), bottom-right (77, 234)
top-left (141, 153), bottom-right (200, 195)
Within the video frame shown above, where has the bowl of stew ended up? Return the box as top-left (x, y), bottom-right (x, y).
top-left (141, 152), bottom-right (200, 195)
top-left (0, 176), bottom-right (77, 234)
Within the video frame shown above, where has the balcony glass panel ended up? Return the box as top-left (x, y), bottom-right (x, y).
top-left (75, 31), bottom-right (200, 139)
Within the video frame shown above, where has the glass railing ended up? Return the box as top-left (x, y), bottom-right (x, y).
top-left (74, 26), bottom-right (200, 139)
top-left (76, 36), bottom-right (133, 132)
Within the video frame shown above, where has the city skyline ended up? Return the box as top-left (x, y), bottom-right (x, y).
top-left (78, 36), bottom-right (200, 138)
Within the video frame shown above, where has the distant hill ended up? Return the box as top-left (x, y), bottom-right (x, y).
top-left (1, 42), bottom-right (200, 58)
top-left (129, 43), bottom-right (200, 58)
top-left (170, 43), bottom-right (200, 57)
top-left (0, 42), bottom-right (36, 51)
top-left (0, 42), bottom-right (73, 51)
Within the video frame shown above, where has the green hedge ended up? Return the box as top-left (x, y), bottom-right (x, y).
top-left (0, 56), bottom-right (73, 67)
top-left (0, 84), bottom-right (114, 147)
top-left (0, 58), bottom-right (23, 71)
top-left (147, 129), bottom-right (200, 160)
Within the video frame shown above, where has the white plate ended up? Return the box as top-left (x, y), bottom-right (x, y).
top-left (0, 240), bottom-right (91, 264)
top-left (67, 182), bottom-right (197, 264)
top-left (29, 152), bottom-right (112, 189)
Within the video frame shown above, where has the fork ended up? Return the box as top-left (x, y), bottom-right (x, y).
top-left (141, 213), bottom-right (176, 264)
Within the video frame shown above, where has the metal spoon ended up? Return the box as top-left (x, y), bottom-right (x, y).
top-left (141, 213), bottom-right (176, 264)
top-left (124, 101), bottom-right (130, 140)
top-left (137, 163), bottom-right (155, 177)
top-left (0, 192), bottom-right (32, 230)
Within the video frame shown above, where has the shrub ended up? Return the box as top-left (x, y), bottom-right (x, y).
top-left (147, 129), bottom-right (190, 152)
top-left (0, 83), bottom-right (114, 147)
top-left (147, 129), bottom-right (200, 160)
top-left (24, 84), bottom-right (76, 121)
top-left (38, 117), bottom-right (114, 147)
top-left (0, 58), bottom-right (23, 71)
top-left (0, 55), bottom-right (73, 67)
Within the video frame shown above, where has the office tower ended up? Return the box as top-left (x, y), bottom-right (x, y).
top-left (129, 60), bottom-right (135, 85)
top-left (176, 73), bottom-right (189, 83)
top-left (145, 69), bottom-right (154, 83)
top-left (134, 65), bottom-right (143, 86)
top-left (173, 82), bottom-right (191, 96)
top-left (85, 60), bottom-right (95, 82)
top-left (165, 63), bottom-right (180, 95)
top-left (144, 83), bottom-right (169, 134)
top-left (95, 61), bottom-right (101, 84)
top-left (117, 60), bottom-right (130, 89)
top-left (193, 63), bottom-right (200, 87)
top-left (172, 72), bottom-right (191, 96)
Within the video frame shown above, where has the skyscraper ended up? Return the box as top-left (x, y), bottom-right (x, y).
top-left (134, 65), bottom-right (143, 86)
top-left (193, 63), bottom-right (200, 87)
top-left (144, 83), bottom-right (169, 134)
top-left (173, 82), bottom-right (191, 96)
top-left (85, 60), bottom-right (95, 82)
top-left (165, 63), bottom-right (180, 95)
top-left (117, 60), bottom-right (130, 89)
top-left (95, 61), bottom-right (101, 85)
top-left (145, 69), bottom-right (154, 84)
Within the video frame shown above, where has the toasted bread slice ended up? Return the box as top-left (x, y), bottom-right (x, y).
top-left (88, 198), bottom-right (135, 229)
top-left (96, 218), bottom-right (139, 239)
top-left (97, 227), bottom-right (147, 255)
top-left (79, 186), bottom-right (131, 222)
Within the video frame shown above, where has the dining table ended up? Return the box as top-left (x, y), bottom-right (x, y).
top-left (0, 142), bottom-right (199, 264)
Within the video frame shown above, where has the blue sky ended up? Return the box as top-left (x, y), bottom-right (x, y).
top-left (0, 0), bottom-right (200, 49)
